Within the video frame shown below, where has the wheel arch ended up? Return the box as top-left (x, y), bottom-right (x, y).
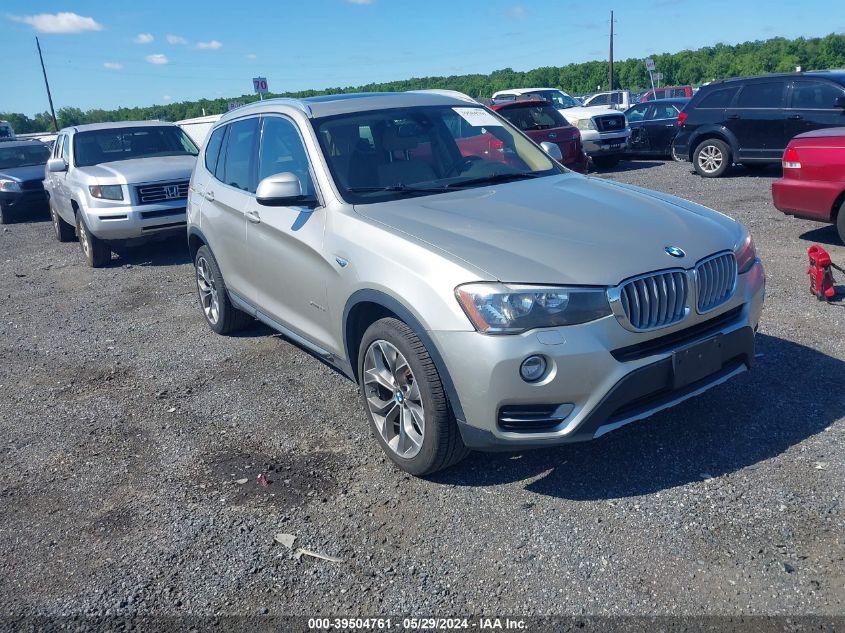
top-left (342, 289), bottom-right (467, 424)
top-left (187, 226), bottom-right (209, 261)
top-left (688, 126), bottom-right (738, 161)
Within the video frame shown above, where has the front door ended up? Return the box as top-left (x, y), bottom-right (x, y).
top-left (625, 104), bottom-right (651, 152)
top-left (725, 79), bottom-right (787, 161)
top-left (642, 102), bottom-right (681, 155)
top-left (245, 115), bottom-right (334, 352)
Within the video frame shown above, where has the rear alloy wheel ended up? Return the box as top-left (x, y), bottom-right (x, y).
top-left (591, 155), bottom-right (621, 169)
top-left (51, 204), bottom-right (75, 242)
top-left (693, 139), bottom-right (731, 178)
top-left (194, 245), bottom-right (251, 335)
top-left (359, 317), bottom-right (469, 476)
top-left (76, 213), bottom-right (111, 267)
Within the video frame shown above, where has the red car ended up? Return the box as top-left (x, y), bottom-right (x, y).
top-left (489, 99), bottom-right (589, 173)
top-left (639, 85), bottom-right (694, 102)
top-left (772, 127), bottom-right (845, 243)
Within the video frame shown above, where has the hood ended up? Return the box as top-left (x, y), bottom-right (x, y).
top-left (355, 174), bottom-right (742, 286)
top-left (558, 106), bottom-right (616, 121)
top-left (76, 155), bottom-right (196, 184)
top-left (0, 164), bottom-right (48, 184)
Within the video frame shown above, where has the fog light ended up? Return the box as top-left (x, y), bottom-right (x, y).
top-left (520, 355), bottom-right (547, 382)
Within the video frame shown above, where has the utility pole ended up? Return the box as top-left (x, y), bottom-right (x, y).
top-left (36, 37), bottom-right (59, 132)
top-left (608, 10), bottom-right (615, 91)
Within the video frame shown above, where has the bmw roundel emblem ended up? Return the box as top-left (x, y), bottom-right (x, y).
top-left (665, 246), bottom-right (686, 258)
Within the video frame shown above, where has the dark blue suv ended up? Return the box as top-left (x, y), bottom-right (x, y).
top-left (673, 70), bottom-right (845, 177)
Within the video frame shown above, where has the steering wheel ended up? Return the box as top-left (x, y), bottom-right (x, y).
top-left (444, 155), bottom-right (484, 177)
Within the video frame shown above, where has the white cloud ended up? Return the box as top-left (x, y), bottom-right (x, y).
top-left (162, 95), bottom-right (172, 102)
top-left (11, 12), bottom-right (103, 34)
top-left (245, 53), bottom-right (257, 59)
top-left (507, 5), bottom-right (527, 18)
top-left (145, 53), bottom-right (169, 65)
top-left (196, 39), bottom-right (222, 49)
top-left (166, 34), bottom-right (187, 45)
top-left (103, 62), bottom-right (123, 70)
top-left (134, 32), bottom-right (154, 44)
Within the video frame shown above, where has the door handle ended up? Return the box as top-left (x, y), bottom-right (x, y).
top-left (665, 123), bottom-right (676, 127)
top-left (787, 114), bottom-right (803, 120)
top-left (203, 190), bottom-right (215, 201)
top-left (727, 114), bottom-right (740, 120)
top-left (246, 210), bottom-right (261, 224)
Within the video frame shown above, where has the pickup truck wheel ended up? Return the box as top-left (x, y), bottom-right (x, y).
top-left (359, 317), bottom-right (469, 477)
top-left (51, 204), bottom-right (75, 242)
top-left (194, 245), bottom-right (251, 335)
top-left (591, 155), bottom-right (621, 169)
top-left (693, 139), bottom-right (731, 178)
top-left (76, 213), bottom-right (111, 267)
top-left (836, 202), bottom-right (845, 245)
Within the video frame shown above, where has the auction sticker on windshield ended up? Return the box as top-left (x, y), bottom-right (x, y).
top-left (453, 107), bottom-right (502, 127)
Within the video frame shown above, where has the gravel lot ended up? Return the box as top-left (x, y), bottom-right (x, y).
top-left (0, 160), bottom-right (843, 623)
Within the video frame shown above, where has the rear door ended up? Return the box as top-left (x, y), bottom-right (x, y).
top-left (201, 117), bottom-right (259, 297)
top-left (785, 79), bottom-right (845, 143)
top-left (726, 79), bottom-right (787, 161)
top-left (642, 102), bottom-right (682, 155)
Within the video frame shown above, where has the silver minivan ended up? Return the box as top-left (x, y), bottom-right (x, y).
top-left (187, 92), bottom-right (765, 476)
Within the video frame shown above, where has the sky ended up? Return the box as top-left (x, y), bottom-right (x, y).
top-left (1, 0), bottom-right (842, 116)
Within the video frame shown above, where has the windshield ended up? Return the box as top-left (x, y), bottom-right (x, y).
top-left (73, 126), bottom-right (198, 167)
top-left (313, 105), bottom-right (560, 204)
top-left (524, 90), bottom-right (580, 110)
top-left (496, 104), bottom-right (569, 131)
top-left (0, 144), bottom-right (50, 169)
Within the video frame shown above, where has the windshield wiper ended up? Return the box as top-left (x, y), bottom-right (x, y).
top-left (446, 172), bottom-right (540, 189)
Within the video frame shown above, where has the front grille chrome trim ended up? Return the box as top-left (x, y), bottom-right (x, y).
top-left (609, 268), bottom-right (690, 332)
top-left (694, 251), bottom-right (737, 314)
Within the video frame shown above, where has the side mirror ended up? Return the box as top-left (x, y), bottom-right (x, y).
top-left (47, 158), bottom-right (67, 173)
top-left (540, 141), bottom-right (563, 162)
top-left (256, 172), bottom-right (318, 208)
top-left (835, 96), bottom-right (845, 109)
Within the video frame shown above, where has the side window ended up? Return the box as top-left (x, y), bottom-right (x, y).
top-left (791, 81), bottom-right (845, 109)
top-left (626, 105), bottom-right (649, 122)
top-left (589, 94), bottom-right (609, 106)
top-left (258, 116), bottom-right (315, 197)
top-left (649, 104), bottom-right (679, 120)
top-left (204, 126), bottom-right (225, 173)
top-left (697, 87), bottom-right (738, 108)
top-left (221, 117), bottom-right (259, 193)
top-left (52, 135), bottom-right (62, 158)
top-left (61, 135), bottom-right (70, 163)
top-left (735, 81), bottom-right (786, 108)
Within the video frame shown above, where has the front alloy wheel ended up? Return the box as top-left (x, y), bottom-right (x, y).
top-left (196, 255), bottom-right (220, 325)
top-left (363, 340), bottom-right (425, 459)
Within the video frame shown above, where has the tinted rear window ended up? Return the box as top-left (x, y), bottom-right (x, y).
top-left (498, 104), bottom-right (568, 131)
top-left (204, 126), bottom-right (225, 172)
top-left (791, 81), bottom-right (845, 109)
top-left (735, 81), bottom-right (786, 108)
top-left (696, 87), bottom-right (738, 109)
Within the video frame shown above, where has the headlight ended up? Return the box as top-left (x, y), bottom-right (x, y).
top-left (734, 230), bottom-right (757, 274)
top-left (89, 184), bottom-right (123, 200)
top-left (0, 179), bottom-right (21, 193)
top-left (573, 118), bottom-right (597, 131)
top-left (455, 283), bottom-right (612, 334)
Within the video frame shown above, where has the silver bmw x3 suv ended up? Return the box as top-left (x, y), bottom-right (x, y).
top-left (187, 92), bottom-right (765, 476)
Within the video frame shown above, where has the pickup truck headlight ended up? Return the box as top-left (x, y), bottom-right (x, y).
top-left (734, 230), bottom-right (757, 274)
top-left (89, 184), bottom-right (123, 201)
top-left (0, 179), bottom-right (22, 193)
top-left (455, 283), bottom-right (611, 334)
top-left (572, 118), bottom-right (597, 131)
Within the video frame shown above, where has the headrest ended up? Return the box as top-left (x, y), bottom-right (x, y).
top-left (382, 125), bottom-right (419, 152)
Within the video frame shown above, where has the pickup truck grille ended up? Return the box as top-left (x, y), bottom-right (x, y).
top-left (696, 252), bottom-right (737, 313)
top-left (619, 270), bottom-right (689, 331)
top-left (594, 114), bottom-right (627, 133)
top-left (135, 180), bottom-right (189, 205)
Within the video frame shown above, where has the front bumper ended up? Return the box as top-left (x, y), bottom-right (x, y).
top-left (83, 200), bottom-right (187, 241)
top-left (580, 130), bottom-right (630, 156)
top-left (434, 261), bottom-right (765, 450)
top-left (0, 190), bottom-right (48, 212)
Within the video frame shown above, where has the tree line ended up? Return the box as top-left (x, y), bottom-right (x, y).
top-left (4, 33), bottom-right (845, 134)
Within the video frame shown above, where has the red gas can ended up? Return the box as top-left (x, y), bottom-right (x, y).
top-left (807, 245), bottom-right (835, 301)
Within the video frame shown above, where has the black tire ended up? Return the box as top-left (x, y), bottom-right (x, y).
top-left (0, 203), bottom-right (9, 225)
top-left (194, 245), bottom-right (251, 335)
top-left (358, 317), bottom-right (469, 476)
top-left (591, 155), bottom-right (621, 169)
top-left (51, 203), bottom-right (75, 242)
top-left (76, 212), bottom-right (111, 267)
top-left (836, 201), bottom-right (845, 246)
top-left (693, 138), bottom-right (732, 178)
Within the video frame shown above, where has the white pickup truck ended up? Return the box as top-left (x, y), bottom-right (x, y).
top-left (582, 90), bottom-right (634, 111)
top-left (491, 88), bottom-right (630, 168)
